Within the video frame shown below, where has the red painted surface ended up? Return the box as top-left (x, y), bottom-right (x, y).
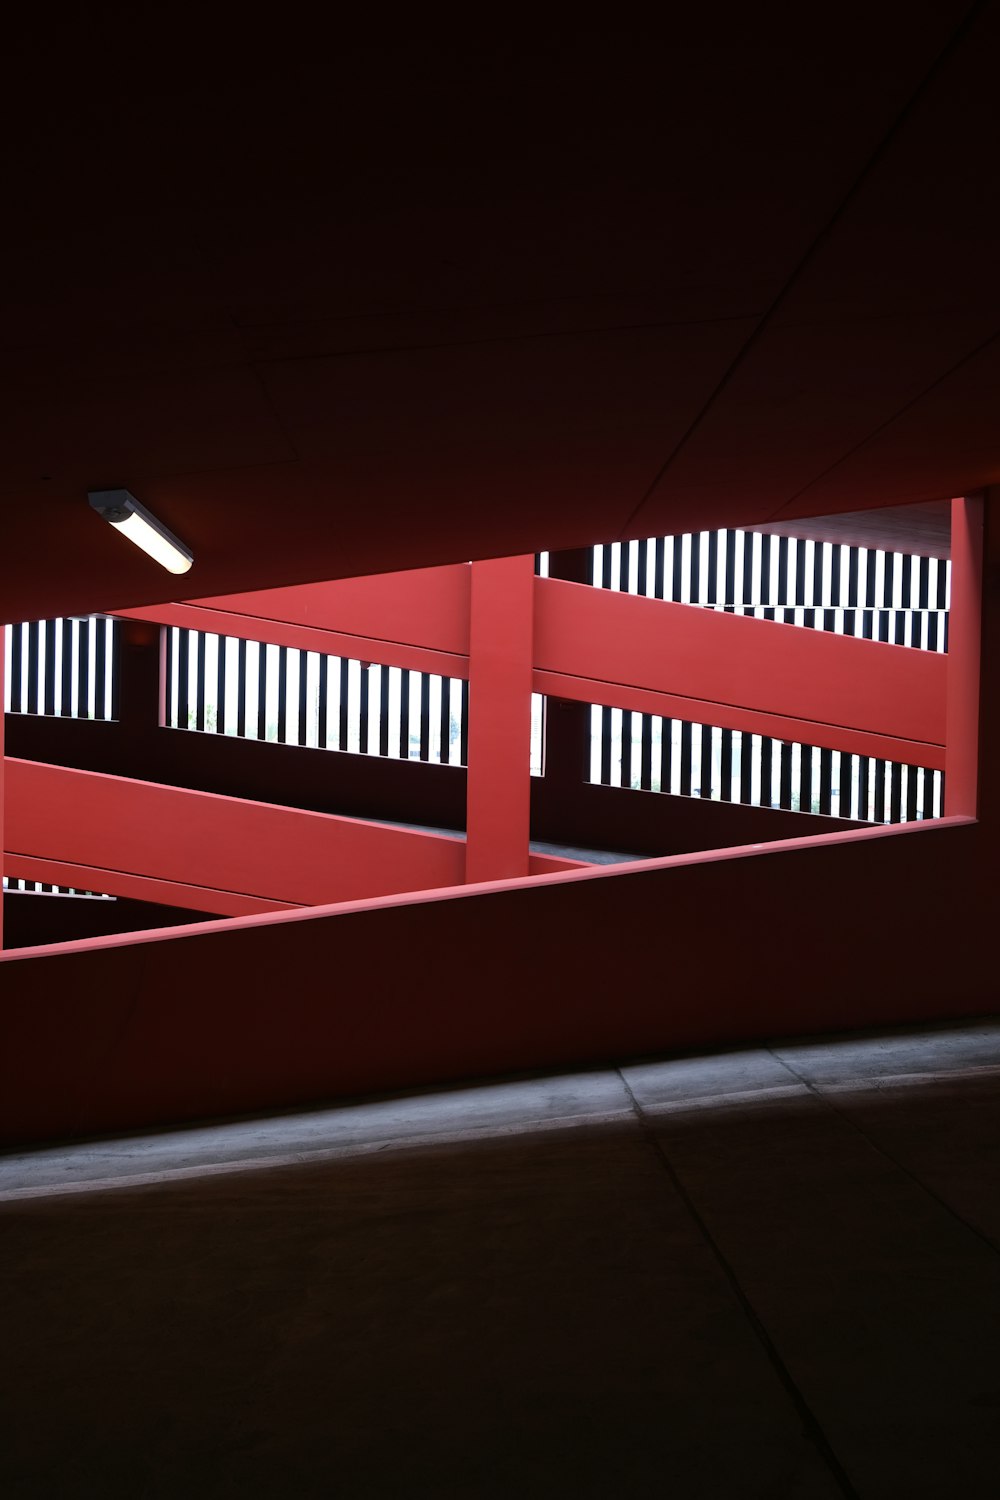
top-left (0, 501), bottom-right (982, 1140)
top-left (118, 601), bottom-right (468, 682)
top-left (3, 21), bottom-right (1000, 1148)
top-left (534, 578), bottom-right (946, 753)
top-left (5, 760), bottom-right (466, 908)
top-left (0, 492), bottom-right (996, 1145)
top-left (194, 565), bottom-right (471, 659)
top-left (0, 815), bottom-right (988, 1144)
top-left (945, 496), bottom-right (984, 815)
top-left (465, 556), bottom-right (535, 883)
top-left (533, 670), bottom-right (945, 772)
top-left (6, 533), bottom-right (951, 938)
top-left (3, 854), bottom-right (292, 918)
top-left (116, 562), bottom-right (948, 771)
top-left (4, 786), bottom-right (586, 907)
top-left (528, 854), bottom-right (593, 875)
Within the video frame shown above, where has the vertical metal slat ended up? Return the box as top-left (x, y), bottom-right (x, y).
top-left (640, 713), bottom-right (653, 790)
top-left (43, 619), bottom-right (57, 715)
top-left (317, 654), bottom-right (329, 748)
top-left (216, 634), bottom-right (228, 736)
top-left (194, 631), bottom-right (207, 731)
top-left (174, 626), bottom-right (188, 730)
top-left (600, 706), bottom-right (614, 785)
top-left (339, 658), bottom-right (350, 751)
top-left (418, 672), bottom-right (431, 761)
top-left (236, 639), bottom-right (248, 737)
top-left (276, 645), bottom-right (288, 742)
top-left (60, 618), bottom-right (73, 717)
top-left (437, 674), bottom-right (449, 765)
top-left (297, 649), bottom-right (309, 746)
top-left (26, 620), bottom-right (40, 714)
top-left (460, 679), bottom-right (470, 767)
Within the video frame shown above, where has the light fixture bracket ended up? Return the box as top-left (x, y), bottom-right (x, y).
top-left (88, 489), bottom-right (193, 575)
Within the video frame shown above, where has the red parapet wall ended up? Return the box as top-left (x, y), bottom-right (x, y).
top-left (0, 817), bottom-right (990, 1145)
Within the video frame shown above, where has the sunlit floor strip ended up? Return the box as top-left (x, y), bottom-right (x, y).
top-left (0, 1110), bottom-right (637, 1202)
top-left (3, 1020), bottom-right (999, 1203)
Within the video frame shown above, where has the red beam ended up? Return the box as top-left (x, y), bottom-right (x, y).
top-left (529, 853), bottom-right (593, 874)
top-left (115, 567), bottom-right (947, 768)
top-left (535, 577), bottom-right (946, 756)
top-left (5, 760), bottom-right (466, 907)
top-left (533, 670), bottom-right (946, 771)
top-left (5, 769), bottom-right (587, 905)
top-left (113, 564), bottom-right (945, 768)
top-left (115, 602), bottom-right (468, 680)
top-left (3, 854), bottom-right (293, 918)
top-left (465, 557), bottom-right (535, 882)
top-left (192, 564), bottom-right (470, 657)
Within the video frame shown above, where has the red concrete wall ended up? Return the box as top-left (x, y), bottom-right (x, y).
top-left (0, 815), bottom-right (989, 1144)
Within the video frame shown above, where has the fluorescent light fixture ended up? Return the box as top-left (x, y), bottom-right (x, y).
top-left (88, 489), bottom-right (193, 575)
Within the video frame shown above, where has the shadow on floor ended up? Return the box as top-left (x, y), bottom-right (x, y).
top-left (3, 1023), bottom-right (1000, 1498)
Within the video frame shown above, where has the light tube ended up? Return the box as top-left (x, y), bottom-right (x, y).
top-left (88, 490), bottom-right (193, 575)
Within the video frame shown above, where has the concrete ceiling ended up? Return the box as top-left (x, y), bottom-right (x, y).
top-left (0, 5), bottom-right (995, 621)
top-left (754, 500), bottom-right (952, 559)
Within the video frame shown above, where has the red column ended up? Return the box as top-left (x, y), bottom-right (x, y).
top-left (465, 556), bottom-right (535, 883)
top-left (944, 494), bottom-right (984, 816)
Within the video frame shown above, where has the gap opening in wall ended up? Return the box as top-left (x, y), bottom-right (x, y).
top-left (532, 502), bottom-right (952, 852)
top-left (161, 636), bottom-right (549, 781)
top-left (3, 498), bottom-right (963, 950)
top-left (587, 709), bottom-right (942, 824)
top-left (587, 522), bottom-right (949, 826)
top-left (3, 616), bottom-right (118, 720)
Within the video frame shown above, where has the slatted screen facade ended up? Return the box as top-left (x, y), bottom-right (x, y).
top-left (592, 531), bottom-right (950, 646)
top-left (2, 878), bottom-right (114, 899)
top-left (3, 617), bottom-right (119, 719)
top-left (163, 629), bottom-right (468, 762)
top-left (587, 530), bottom-right (950, 823)
top-left (3, 538), bottom-right (950, 827)
top-left (2, 618), bottom-right (116, 898)
top-left (590, 707), bottom-right (943, 823)
top-left (164, 628), bottom-right (550, 777)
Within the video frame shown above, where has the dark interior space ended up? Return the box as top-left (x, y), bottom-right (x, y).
top-left (4, 8), bottom-right (1000, 1494)
top-left (3, 1022), bottom-right (999, 1498)
top-left (2, 890), bottom-right (209, 950)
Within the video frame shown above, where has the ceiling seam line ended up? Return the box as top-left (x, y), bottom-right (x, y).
top-left (615, 0), bottom-right (991, 541)
top-left (3, 854), bottom-right (299, 908)
top-left (764, 326), bottom-right (1000, 519)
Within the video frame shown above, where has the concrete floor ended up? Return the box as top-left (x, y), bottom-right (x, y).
top-left (3, 1021), bottom-right (1000, 1498)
